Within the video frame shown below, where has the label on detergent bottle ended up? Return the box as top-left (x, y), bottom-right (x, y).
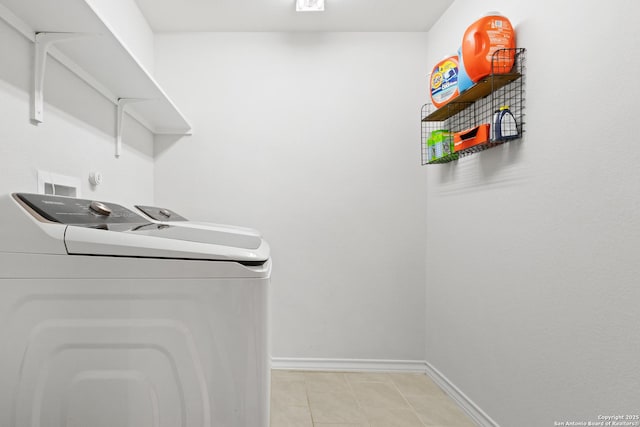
top-left (430, 56), bottom-right (459, 108)
top-left (484, 17), bottom-right (514, 63)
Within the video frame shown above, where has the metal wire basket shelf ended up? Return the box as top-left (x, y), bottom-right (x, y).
top-left (421, 48), bottom-right (526, 165)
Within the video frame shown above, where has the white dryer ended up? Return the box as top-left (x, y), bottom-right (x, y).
top-left (0, 193), bottom-right (271, 427)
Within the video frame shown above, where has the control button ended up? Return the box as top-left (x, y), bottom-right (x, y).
top-left (89, 201), bottom-right (112, 216)
top-left (159, 209), bottom-right (172, 218)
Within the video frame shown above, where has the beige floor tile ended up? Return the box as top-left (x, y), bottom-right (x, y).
top-left (313, 424), bottom-right (369, 427)
top-left (270, 405), bottom-right (313, 427)
top-left (343, 372), bottom-right (392, 384)
top-left (304, 371), bottom-right (350, 392)
top-left (390, 373), bottom-right (445, 396)
top-left (270, 380), bottom-right (308, 408)
top-left (406, 394), bottom-right (476, 427)
top-left (271, 369), bottom-right (306, 383)
top-left (269, 370), bottom-right (477, 427)
top-left (307, 390), bottom-right (367, 424)
top-left (363, 407), bottom-right (425, 427)
top-left (351, 382), bottom-right (409, 408)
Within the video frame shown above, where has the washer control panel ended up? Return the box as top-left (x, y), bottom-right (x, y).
top-left (136, 205), bottom-right (188, 222)
top-left (16, 193), bottom-right (147, 225)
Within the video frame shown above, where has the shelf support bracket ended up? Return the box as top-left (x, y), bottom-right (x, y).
top-left (116, 98), bottom-right (148, 158)
top-left (33, 32), bottom-right (91, 123)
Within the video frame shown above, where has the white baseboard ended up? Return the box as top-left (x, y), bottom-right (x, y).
top-left (271, 357), bottom-right (499, 427)
top-left (424, 361), bottom-right (500, 427)
top-left (271, 357), bottom-right (427, 373)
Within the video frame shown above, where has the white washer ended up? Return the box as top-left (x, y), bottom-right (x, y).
top-left (0, 193), bottom-right (271, 427)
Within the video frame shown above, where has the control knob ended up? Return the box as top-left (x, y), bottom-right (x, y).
top-left (89, 201), bottom-right (112, 216)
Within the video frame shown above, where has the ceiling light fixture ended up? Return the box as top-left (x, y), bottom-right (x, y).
top-left (296, 0), bottom-right (324, 12)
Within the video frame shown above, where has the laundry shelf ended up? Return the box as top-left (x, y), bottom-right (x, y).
top-left (421, 48), bottom-right (526, 165)
top-left (0, 0), bottom-right (192, 136)
top-left (422, 73), bottom-right (522, 122)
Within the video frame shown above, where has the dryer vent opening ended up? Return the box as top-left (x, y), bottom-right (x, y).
top-left (37, 170), bottom-right (80, 197)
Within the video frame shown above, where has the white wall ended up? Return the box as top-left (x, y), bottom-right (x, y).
top-left (85, 0), bottom-right (155, 75)
top-left (153, 32), bottom-right (429, 361)
top-left (0, 17), bottom-right (154, 205)
top-left (425, 1), bottom-right (640, 425)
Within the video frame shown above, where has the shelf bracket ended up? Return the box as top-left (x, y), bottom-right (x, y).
top-left (116, 98), bottom-right (148, 158)
top-left (33, 32), bottom-right (91, 123)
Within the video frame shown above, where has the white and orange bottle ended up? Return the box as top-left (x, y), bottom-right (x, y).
top-left (461, 12), bottom-right (516, 82)
top-left (429, 55), bottom-right (459, 108)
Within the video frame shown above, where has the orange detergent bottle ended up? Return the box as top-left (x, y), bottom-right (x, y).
top-left (461, 12), bottom-right (516, 82)
top-left (429, 55), bottom-right (459, 109)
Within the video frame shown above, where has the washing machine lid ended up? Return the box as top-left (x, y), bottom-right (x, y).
top-left (64, 225), bottom-right (269, 264)
top-left (135, 205), bottom-right (188, 222)
top-left (135, 204), bottom-right (263, 246)
top-left (14, 193), bottom-right (269, 263)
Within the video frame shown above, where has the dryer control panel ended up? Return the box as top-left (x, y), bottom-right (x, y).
top-left (16, 193), bottom-right (147, 225)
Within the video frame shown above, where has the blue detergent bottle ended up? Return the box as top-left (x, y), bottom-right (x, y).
top-left (492, 106), bottom-right (519, 141)
top-left (457, 46), bottom-right (474, 92)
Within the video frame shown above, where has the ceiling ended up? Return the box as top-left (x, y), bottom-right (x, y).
top-left (134, 0), bottom-right (455, 32)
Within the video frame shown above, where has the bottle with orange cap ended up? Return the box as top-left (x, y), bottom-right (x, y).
top-left (460, 12), bottom-right (516, 83)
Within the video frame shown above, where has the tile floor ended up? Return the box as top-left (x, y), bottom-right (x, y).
top-left (270, 370), bottom-right (477, 427)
